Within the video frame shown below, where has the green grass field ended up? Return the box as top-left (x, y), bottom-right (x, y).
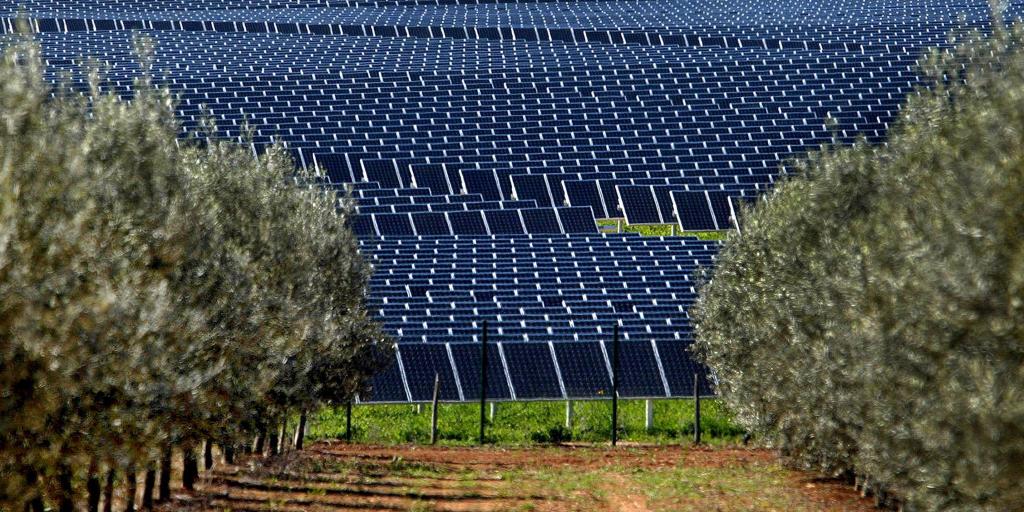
top-left (307, 399), bottom-right (744, 446)
top-left (595, 219), bottom-right (730, 240)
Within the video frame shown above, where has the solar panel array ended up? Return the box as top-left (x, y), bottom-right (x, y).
top-left (7, 0), bottom-right (1017, 402)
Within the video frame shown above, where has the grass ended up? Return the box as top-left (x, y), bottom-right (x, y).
top-left (307, 399), bottom-right (744, 446)
top-left (596, 219), bottom-right (730, 240)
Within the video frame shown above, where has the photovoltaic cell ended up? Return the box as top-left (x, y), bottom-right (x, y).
top-left (553, 342), bottom-right (612, 398)
top-left (409, 164), bottom-right (452, 195)
top-left (363, 351), bottom-right (408, 402)
top-left (461, 170), bottom-right (502, 201)
top-left (373, 213), bottom-right (415, 236)
top-left (363, 159), bottom-right (403, 188)
top-left (502, 343), bottom-right (563, 399)
top-left (448, 210), bottom-right (488, 235)
top-left (671, 191), bottom-right (717, 231)
top-left (511, 174), bottom-right (554, 207)
top-left (617, 186), bottom-right (662, 224)
top-left (563, 180), bottom-right (608, 218)
top-left (483, 209), bottom-right (525, 234)
top-left (398, 344), bottom-right (461, 402)
top-left (556, 206), bottom-right (598, 233)
top-left (449, 343), bottom-right (512, 400)
top-left (707, 191), bottom-right (734, 230)
top-left (311, 153), bottom-right (355, 183)
top-left (520, 208), bottom-right (561, 234)
top-left (655, 340), bottom-right (713, 396)
top-left (411, 212), bottom-right (450, 235)
top-left (616, 341), bottom-right (667, 398)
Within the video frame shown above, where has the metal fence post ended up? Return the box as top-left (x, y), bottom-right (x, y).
top-left (611, 324), bottom-right (620, 446)
top-left (480, 320), bottom-right (488, 445)
top-left (430, 373), bottom-right (440, 445)
top-left (693, 373), bottom-right (701, 445)
top-left (345, 401), bottom-right (352, 442)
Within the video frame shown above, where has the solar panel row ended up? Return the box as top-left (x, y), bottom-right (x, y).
top-left (363, 340), bottom-right (714, 402)
top-left (17, 0), bottom-right (1015, 402)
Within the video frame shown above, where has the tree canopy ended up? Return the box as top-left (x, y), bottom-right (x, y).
top-left (693, 23), bottom-right (1024, 512)
top-left (0, 36), bottom-right (389, 510)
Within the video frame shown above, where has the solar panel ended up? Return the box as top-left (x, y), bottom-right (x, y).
top-left (520, 208), bottom-right (561, 234)
top-left (671, 191), bottom-right (717, 231)
top-left (502, 343), bottom-right (563, 400)
top-left (409, 164), bottom-right (453, 195)
top-left (362, 159), bottom-right (405, 189)
top-left (616, 341), bottom-right (669, 398)
top-left (364, 351), bottom-right (409, 402)
top-left (511, 174), bottom-right (555, 208)
top-left (553, 342), bottom-right (612, 398)
top-left (410, 211), bottom-right (450, 236)
top-left (707, 191), bottom-right (735, 230)
top-left (555, 207), bottom-right (598, 234)
top-left (447, 210), bottom-right (488, 235)
top-left (655, 341), bottom-right (712, 396)
top-left (563, 180), bottom-right (608, 218)
top-left (397, 344), bottom-right (461, 402)
top-left (373, 213), bottom-right (415, 236)
top-left (311, 153), bottom-right (355, 183)
top-left (617, 186), bottom-right (663, 224)
top-left (461, 170), bottom-right (502, 201)
top-left (483, 209), bottom-right (525, 234)
top-left (351, 215), bottom-right (377, 238)
top-left (449, 343), bottom-right (512, 401)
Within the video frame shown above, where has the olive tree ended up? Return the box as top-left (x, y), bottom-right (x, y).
top-left (694, 24), bottom-right (1024, 511)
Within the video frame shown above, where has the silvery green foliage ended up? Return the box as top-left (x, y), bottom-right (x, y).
top-left (0, 37), bottom-right (388, 508)
top-left (693, 25), bottom-right (1024, 512)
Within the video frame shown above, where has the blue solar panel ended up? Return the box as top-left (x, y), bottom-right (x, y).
top-left (447, 210), bottom-right (488, 235)
top-left (512, 174), bottom-right (554, 208)
top-left (374, 213), bottom-right (415, 236)
top-left (617, 186), bottom-right (662, 224)
top-left (461, 170), bottom-right (502, 201)
top-left (671, 191), bottom-right (717, 231)
top-left (311, 153), bottom-right (355, 183)
top-left (409, 164), bottom-right (453, 195)
top-left (449, 343), bottom-right (512, 401)
top-left (364, 351), bottom-right (408, 402)
top-left (483, 209), bottom-right (524, 234)
top-left (502, 343), bottom-right (563, 400)
top-left (363, 159), bottom-right (405, 189)
top-left (655, 341), bottom-right (712, 396)
top-left (520, 208), bottom-right (561, 234)
top-left (351, 215), bottom-right (377, 237)
top-left (616, 341), bottom-right (668, 398)
top-left (410, 211), bottom-right (450, 235)
top-left (707, 191), bottom-right (735, 230)
top-left (555, 207), bottom-right (598, 234)
top-left (563, 180), bottom-right (608, 218)
top-left (553, 342), bottom-right (611, 398)
top-left (398, 344), bottom-right (461, 402)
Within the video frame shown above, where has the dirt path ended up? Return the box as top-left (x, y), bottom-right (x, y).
top-left (164, 442), bottom-right (875, 511)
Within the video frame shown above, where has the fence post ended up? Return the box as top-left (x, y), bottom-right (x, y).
top-left (693, 373), bottom-right (701, 445)
top-left (611, 324), bottom-right (620, 446)
top-left (480, 320), bottom-right (488, 445)
top-left (430, 373), bottom-right (440, 445)
top-left (565, 400), bottom-right (574, 429)
top-left (645, 399), bottom-right (654, 432)
top-left (345, 401), bottom-right (352, 442)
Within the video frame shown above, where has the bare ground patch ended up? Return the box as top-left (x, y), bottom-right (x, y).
top-left (162, 441), bottom-right (875, 511)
